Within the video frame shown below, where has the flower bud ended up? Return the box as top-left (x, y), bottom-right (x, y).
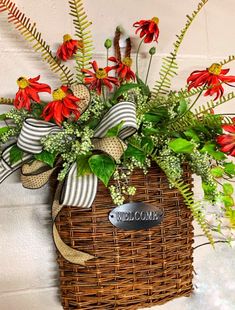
top-left (149, 47), bottom-right (156, 55)
top-left (104, 38), bottom-right (112, 49)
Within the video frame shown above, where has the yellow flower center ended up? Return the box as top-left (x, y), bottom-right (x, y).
top-left (17, 77), bottom-right (29, 89)
top-left (151, 17), bottom-right (159, 24)
top-left (208, 63), bottom-right (222, 75)
top-left (63, 34), bottom-right (72, 42)
top-left (96, 68), bottom-right (107, 79)
top-left (52, 88), bottom-right (67, 101)
top-left (122, 57), bottom-right (132, 67)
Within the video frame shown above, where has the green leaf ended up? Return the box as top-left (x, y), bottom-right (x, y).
top-left (168, 138), bottom-right (195, 154)
top-left (141, 137), bottom-right (154, 153)
top-left (222, 195), bottom-right (234, 208)
top-left (142, 127), bottom-right (160, 136)
top-left (89, 154), bottom-right (116, 186)
top-left (124, 144), bottom-right (146, 165)
top-left (202, 181), bottom-right (217, 201)
top-left (34, 150), bottom-right (57, 168)
top-left (143, 113), bottom-right (162, 123)
top-left (223, 183), bottom-right (234, 196)
top-left (201, 143), bottom-right (226, 160)
top-left (77, 154), bottom-right (92, 176)
top-left (224, 162), bottom-right (235, 177)
top-left (105, 121), bottom-right (125, 137)
top-left (112, 83), bottom-right (140, 101)
top-left (136, 75), bottom-right (151, 96)
top-left (0, 127), bottom-right (10, 135)
top-left (0, 113), bottom-right (6, 121)
top-left (211, 166), bottom-right (224, 178)
top-left (184, 129), bottom-right (200, 142)
top-left (9, 145), bottom-right (23, 165)
top-left (177, 97), bottom-right (188, 115)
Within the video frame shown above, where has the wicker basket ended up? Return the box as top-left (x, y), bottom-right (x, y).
top-left (55, 162), bottom-right (194, 310)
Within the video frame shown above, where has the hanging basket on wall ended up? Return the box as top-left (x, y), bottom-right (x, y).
top-left (56, 163), bottom-right (194, 310)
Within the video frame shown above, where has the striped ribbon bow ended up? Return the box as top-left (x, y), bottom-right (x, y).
top-left (0, 101), bottom-right (137, 265)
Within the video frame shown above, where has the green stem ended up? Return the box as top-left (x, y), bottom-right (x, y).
top-left (145, 54), bottom-right (153, 85)
top-left (136, 38), bottom-right (144, 77)
top-left (101, 84), bottom-right (106, 103)
top-left (106, 49), bottom-right (109, 67)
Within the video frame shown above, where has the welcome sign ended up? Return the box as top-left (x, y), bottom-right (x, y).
top-left (109, 202), bottom-right (164, 230)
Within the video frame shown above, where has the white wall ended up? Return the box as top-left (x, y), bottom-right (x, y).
top-left (0, 1), bottom-right (235, 309)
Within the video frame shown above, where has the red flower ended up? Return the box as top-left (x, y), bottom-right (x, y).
top-left (108, 56), bottom-right (135, 82)
top-left (82, 61), bottom-right (119, 95)
top-left (133, 17), bottom-right (160, 43)
top-left (187, 63), bottom-right (235, 100)
top-left (14, 76), bottom-right (51, 110)
top-left (42, 86), bottom-right (80, 125)
top-left (217, 122), bottom-right (235, 156)
top-left (57, 34), bottom-right (82, 61)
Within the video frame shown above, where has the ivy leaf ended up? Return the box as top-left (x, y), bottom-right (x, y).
top-left (0, 114), bottom-right (6, 121)
top-left (89, 154), bottom-right (116, 186)
top-left (141, 137), bottom-right (154, 153)
top-left (0, 127), bottom-right (10, 135)
top-left (224, 162), bottom-right (235, 177)
top-left (34, 150), bottom-right (57, 168)
top-left (168, 138), bottom-right (195, 154)
top-left (222, 195), bottom-right (234, 208)
top-left (136, 75), bottom-right (151, 96)
top-left (77, 154), bottom-right (92, 176)
top-left (112, 83), bottom-right (140, 101)
top-left (177, 97), bottom-right (188, 115)
top-left (184, 129), bottom-right (200, 142)
top-left (105, 121), bottom-right (125, 137)
top-left (211, 166), bottom-right (224, 178)
top-left (201, 143), bottom-right (226, 160)
top-left (9, 145), bottom-right (23, 165)
top-left (223, 183), bottom-right (234, 196)
top-left (202, 181), bottom-right (217, 201)
top-left (124, 144), bottom-right (146, 165)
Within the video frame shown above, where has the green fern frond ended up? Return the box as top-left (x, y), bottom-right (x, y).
top-left (153, 156), bottom-right (214, 245)
top-left (0, 0), bottom-right (74, 85)
top-left (150, 0), bottom-right (208, 101)
top-left (219, 55), bottom-right (235, 66)
top-left (195, 91), bottom-right (235, 117)
top-left (0, 97), bottom-right (14, 105)
top-left (179, 85), bottom-right (205, 99)
top-left (68, 0), bottom-right (93, 82)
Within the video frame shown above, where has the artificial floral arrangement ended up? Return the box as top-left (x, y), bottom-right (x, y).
top-left (0, 0), bottom-right (235, 308)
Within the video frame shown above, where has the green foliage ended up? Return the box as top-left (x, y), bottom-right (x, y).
top-left (0, 113), bottom-right (6, 120)
top-left (113, 83), bottom-right (140, 101)
top-left (201, 143), bottom-right (226, 160)
top-left (9, 145), bottom-right (23, 165)
top-left (89, 154), bottom-right (116, 186)
top-left (77, 153), bottom-right (92, 176)
top-left (224, 162), bottom-right (235, 177)
top-left (124, 144), bottom-right (146, 165)
top-left (150, 0), bottom-right (208, 99)
top-left (169, 138), bottom-right (195, 154)
top-left (136, 76), bottom-right (151, 97)
top-left (0, 127), bottom-right (10, 135)
top-left (211, 166), bottom-right (224, 178)
top-left (34, 150), bottom-right (57, 168)
top-left (105, 121), bottom-right (124, 137)
top-left (223, 183), bottom-right (234, 196)
top-left (68, 0), bottom-right (93, 82)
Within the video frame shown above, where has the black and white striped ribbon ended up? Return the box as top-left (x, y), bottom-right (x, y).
top-left (0, 144), bottom-right (32, 183)
top-left (94, 101), bottom-right (137, 139)
top-left (17, 118), bottom-right (61, 154)
top-left (1, 101), bottom-right (137, 208)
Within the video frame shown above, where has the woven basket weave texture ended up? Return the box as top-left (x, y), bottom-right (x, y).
top-left (56, 163), bottom-right (194, 310)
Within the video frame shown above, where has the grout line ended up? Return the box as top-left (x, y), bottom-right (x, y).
top-left (0, 286), bottom-right (58, 297)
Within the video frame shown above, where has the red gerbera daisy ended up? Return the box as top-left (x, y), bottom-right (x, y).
top-left (14, 75), bottom-right (51, 110)
top-left (187, 63), bottom-right (235, 100)
top-left (57, 34), bottom-right (82, 61)
top-left (42, 86), bottom-right (80, 126)
top-left (82, 61), bottom-right (119, 95)
top-left (133, 17), bottom-right (160, 43)
top-left (217, 122), bottom-right (235, 156)
top-left (108, 56), bottom-right (135, 82)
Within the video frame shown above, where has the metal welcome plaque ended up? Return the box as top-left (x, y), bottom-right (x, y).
top-left (109, 202), bottom-right (164, 230)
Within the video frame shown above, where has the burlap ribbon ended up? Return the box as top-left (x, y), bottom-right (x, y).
top-left (0, 85), bottom-right (137, 265)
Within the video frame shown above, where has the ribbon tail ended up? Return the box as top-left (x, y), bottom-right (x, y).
top-left (52, 180), bottom-right (95, 265)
